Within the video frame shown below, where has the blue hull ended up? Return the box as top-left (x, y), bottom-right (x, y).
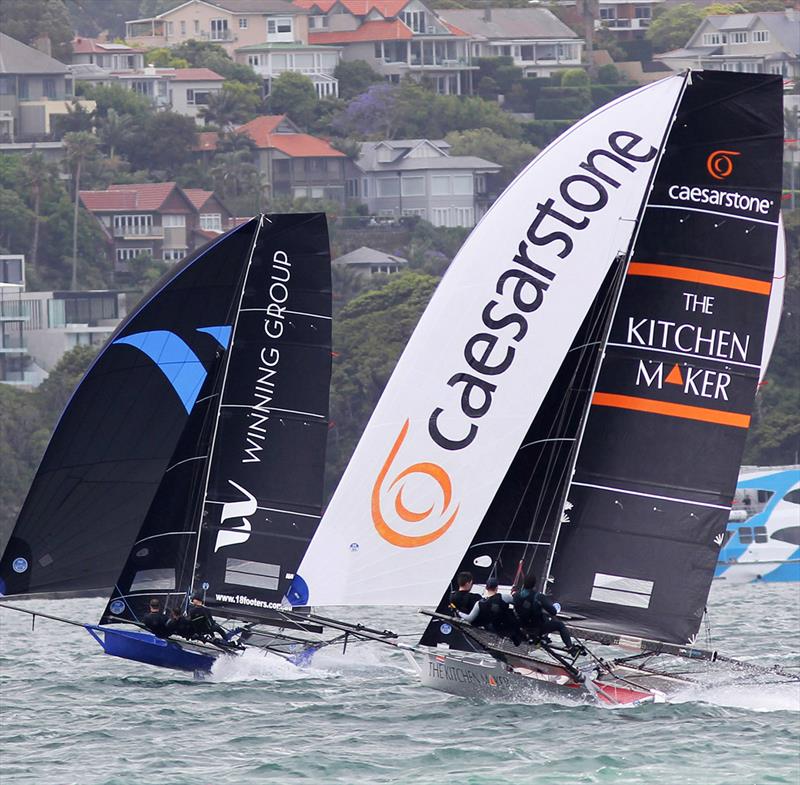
top-left (86, 626), bottom-right (218, 673)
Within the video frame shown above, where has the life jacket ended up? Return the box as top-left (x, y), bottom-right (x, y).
top-left (475, 593), bottom-right (512, 630)
top-left (514, 589), bottom-right (545, 629)
top-left (449, 589), bottom-right (480, 615)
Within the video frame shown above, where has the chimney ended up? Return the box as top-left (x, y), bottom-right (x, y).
top-left (483, 4), bottom-right (492, 22)
top-left (32, 34), bottom-right (52, 57)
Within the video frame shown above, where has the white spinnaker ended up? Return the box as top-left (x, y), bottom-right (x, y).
top-left (301, 74), bottom-right (686, 606)
top-left (759, 214), bottom-right (786, 382)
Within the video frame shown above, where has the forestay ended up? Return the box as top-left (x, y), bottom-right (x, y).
top-left (546, 72), bottom-right (784, 645)
top-left (299, 74), bottom-right (687, 607)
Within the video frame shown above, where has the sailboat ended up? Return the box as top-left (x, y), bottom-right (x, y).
top-left (291, 71), bottom-right (797, 704)
top-left (0, 213), bottom-right (397, 674)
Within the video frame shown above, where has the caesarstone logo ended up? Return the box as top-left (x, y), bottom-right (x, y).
top-left (214, 480), bottom-right (257, 552)
top-left (706, 149), bottom-right (740, 181)
top-left (372, 419), bottom-right (460, 548)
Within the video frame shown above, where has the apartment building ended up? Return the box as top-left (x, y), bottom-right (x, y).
top-left (79, 182), bottom-right (233, 272)
top-left (656, 9), bottom-right (800, 77)
top-left (295, 0), bottom-right (476, 95)
top-left (351, 139), bottom-right (500, 227)
top-left (0, 33), bottom-right (95, 143)
top-left (126, 0), bottom-right (310, 57)
top-left (235, 42), bottom-right (342, 97)
top-left (434, 7), bottom-right (584, 77)
top-left (68, 38), bottom-right (146, 72)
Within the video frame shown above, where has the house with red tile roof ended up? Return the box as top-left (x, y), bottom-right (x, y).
top-left (79, 182), bottom-right (233, 273)
top-left (293, 0), bottom-right (476, 94)
top-left (195, 115), bottom-right (349, 203)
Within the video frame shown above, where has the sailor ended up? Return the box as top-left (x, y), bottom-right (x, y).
top-left (448, 571), bottom-right (482, 616)
top-left (460, 577), bottom-right (522, 646)
top-left (142, 598), bottom-right (170, 638)
top-left (187, 592), bottom-right (227, 641)
top-left (514, 574), bottom-right (581, 654)
top-left (165, 606), bottom-right (193, 639)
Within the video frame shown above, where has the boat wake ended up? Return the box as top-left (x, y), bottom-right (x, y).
top-left (670, 677), bottom-right (800, 712)
top-left (208, 647), bottom-right (336, 683)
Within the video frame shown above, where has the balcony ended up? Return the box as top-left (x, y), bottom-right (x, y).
top-left (595, 17), bottom-right (651, 30)
top-left (112, 226), bottom-right (163, 239)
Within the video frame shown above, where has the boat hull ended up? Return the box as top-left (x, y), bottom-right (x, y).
top-left (86, 626), bottom-right (220, 673)
top-left (418, 651), bottom-right (659, 706)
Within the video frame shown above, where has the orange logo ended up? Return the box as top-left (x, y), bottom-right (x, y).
top-left (706, 150), bottom-right (740, 180)
top-left (372, 419), bottom-right (459, 548)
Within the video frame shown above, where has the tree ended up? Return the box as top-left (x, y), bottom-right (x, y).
top-left (331, 83), bottom-right (398, 139)
top-left (119, 112), bottom-right (197, 174)
top-left (0, 188), bottom-right (34, 254)
top-left (647, 4), bottom-right (703, 53)
top-left (562, 68), bottom-right (590, 87)
top-left (199, 81), bottom-right (262, 127)
top-left (334, 61), bottom-right (383, 101)
top-left (21, 153), bottom-right (56, 273)
top-left (445, 127), bottom-right (538, 192)
top-left (63, 131), bottom-right (99, 289)
top-left (79, 83), bottom-right (152, 120)
top-left (0, 0), bottom-right (74, 60)
top-left (268, 72), bottom-right (319, 129)
top-left (97, 108), bottom-right (133, 159)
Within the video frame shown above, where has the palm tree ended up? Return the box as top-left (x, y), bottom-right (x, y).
top-left (63, 131), bottom-right (98, 290)
top-left (199, 90), bottom-right (241, 130)
top-left (98, 108), bottom-right (132, 160)
top-left (22, 151), bottom-right (54, 273)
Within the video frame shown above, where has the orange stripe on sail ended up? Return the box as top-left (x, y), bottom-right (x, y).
top-left (627, 263), bottom-right (771, 296)
top-left (592, 392), bottom-right (751, 428)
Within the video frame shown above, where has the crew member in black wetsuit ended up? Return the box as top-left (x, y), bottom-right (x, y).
top-left (514, 574), bottom-right (582, 654)
top-left (460, 577), bottom-right (522, 646)
top-left (187, 592), bottom-right (228, 641)
top-left (166, 606), bottom-right (193, 639)
top-left (448, 571), bottom-right (482, 616)
top-left (143, 598), bottom-right (170, 638)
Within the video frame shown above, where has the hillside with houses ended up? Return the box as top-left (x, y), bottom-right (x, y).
top-left (0, 0), bottom-right (797, 538)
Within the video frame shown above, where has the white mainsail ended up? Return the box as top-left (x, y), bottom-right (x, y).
top-left (300, 74), bottom-right (687, 606)
top-left (759, 213), bottom-right (786, 381)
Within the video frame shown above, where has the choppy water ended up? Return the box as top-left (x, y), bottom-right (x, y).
top-left (1, 582), bottom-right (798, 785)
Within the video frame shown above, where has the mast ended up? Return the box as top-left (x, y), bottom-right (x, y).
top-left (188, 216), bottom-right (265, 599)
top-left (541, 71), bottom-right (691, 591)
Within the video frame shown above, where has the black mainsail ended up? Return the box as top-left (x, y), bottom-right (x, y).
top-left (101, 213), bottom-right (332, 625)
top-left (0, 220), bottom-right (260, 597)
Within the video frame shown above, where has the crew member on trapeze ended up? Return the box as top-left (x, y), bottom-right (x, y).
top-left (458, 577), bottom-right (522, 646)
top-left (514, 574), bottom-right (584, 655)
top-left (448, 571), bottom-right (482, 615)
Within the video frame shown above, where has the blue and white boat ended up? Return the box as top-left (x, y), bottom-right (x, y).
top-left (716, 466), bottom-right (800, 583)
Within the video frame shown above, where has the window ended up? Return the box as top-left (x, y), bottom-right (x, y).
top-left (453, 206), bottom-right (474, 226)
top-left (200, 213), bottom-right (222, 231)
top-left (754, 526), bottom-right (768, 544)
top-left (186, 89), bottom-right (211, 105)
top-left (239, 17), bottom-right (248, 29)
top-left (194, 19), bottom-right (200, 33)
top-left (116, 247), bottom-right (152, 261)
top-left (162, 214), bottom-right (186, 227)
top-left (42, 78), bottom-right (56, 99)
top-left (731, 31), bottom-right (747, 44)
top-left (401, 176), bottom-right (425, 197)
top-left (377, 177), bottom-right (400, 197)
top-left (309, 15), bottom-right (329, 29)
top-left (634, 6), bottom-right (651, 19)
top-left (163, 249), bottom-right (185, 261)
top-left (180, 20), bottom-right (186, 35)
top-left (431, 207), bottom-right (449, 227)
top-left (0, 76), bottom-right (14, 95)
top-left (247, 54), bottom-right (260, 67)
top-left (600, 7), bottom-right (616, 20)
top-left (738, 527), bottom-right (753, 544)
top-left (452, 175), bottom-right (473, 195)
top-left (431, 175), bottom-right (449, 195)
top-left (113, 214), bottom-right (153, 236)
top-left (757, 490), bottom-right (774, 504)
top-left (166, 21), bottom-right (174, 36)
top-left (703, 33), bottom-right (721, 45)
top-left (752, 30), bottom-right (769, 43)
top-left (401, 10), bottom-right (425, 33)
top-left (268, 17), bottom-right (293, 34)
top-left (210, 18), bottom-right (229, 41)
top-left (362, 179), bottom-right (368, 198)
top-left (772, 526), bottom-right (800, 545)
top-left (304, 158), bottom-right (327, 173)
top-left (345, 179), bottom-right (359, 198)
top-left (18, 78), bottom-right (28, 99)
top-left (785, 489), bottom-right (800, 505)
